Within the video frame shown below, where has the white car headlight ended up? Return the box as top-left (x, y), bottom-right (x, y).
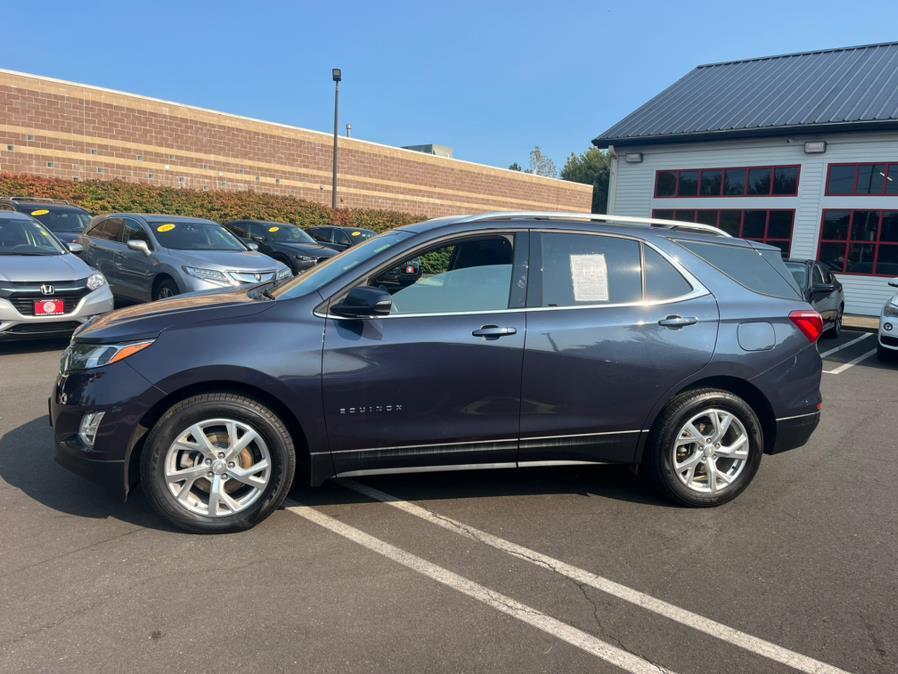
top-left (276, 267), bottom-right (293, 280)
top-left (294, 254), bottom-right (314, 262)
top-left (63, 340), bottom-right (155, 371)
top-left (86, 271), bottom-right (107, 290)
top-left (182, 266), bottom-right (231, 285)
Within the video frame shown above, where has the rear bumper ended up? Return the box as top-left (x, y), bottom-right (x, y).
top-left (767, 411), bottom-right (820, 454)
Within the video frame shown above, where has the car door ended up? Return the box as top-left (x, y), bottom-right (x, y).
top-left (115, 218), bottom-right (156, 300)
top-left (322, 231), bottom-right (529, 476)
top-left (518, 231), bottom-right (719, 464)
top-left (84, 218), bottom-right (125, 288)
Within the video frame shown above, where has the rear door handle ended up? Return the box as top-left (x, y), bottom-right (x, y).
top-left (472, 325), bottom-right (517, 338)
top-left (658, 315), bottom-right (698, 328)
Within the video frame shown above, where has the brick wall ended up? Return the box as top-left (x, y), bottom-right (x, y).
top-left (0, 70), bottom-right (592, 217)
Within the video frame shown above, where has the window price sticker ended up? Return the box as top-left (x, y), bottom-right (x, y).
top-left (570, 253), bottom-right (609, 302)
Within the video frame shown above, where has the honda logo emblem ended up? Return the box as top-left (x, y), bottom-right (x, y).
top-left (40, 284), bottom-right (54, 295)
top-left (254, 273), bottom-right (261, 282)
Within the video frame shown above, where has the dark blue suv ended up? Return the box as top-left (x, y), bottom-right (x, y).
top-left (50, 212), bottom-right (823, 533)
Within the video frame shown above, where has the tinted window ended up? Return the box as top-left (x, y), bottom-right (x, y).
top-left (644, 246), bottom-right (693, 301)
top-left (718, 211), bottom-right (741, 236)
top-left (700, 170), bottom-right (722, 196)
top-left (227, 221), bottom-right (249, 237)
top-left (857, 164), bottom-right (886, 194)
top-left (150, 220), bottom-right (245, 251)
top-left (677, 240), bottom-right (801, 299)
top-left (748, 168), bottom-right (771, 195)
top-left (724, 169), bottom-right (745, 195)
top-left (767, 211), bottom-right (793, 239)
top-left (91, 218), bottom-right (124, 242)
top-left (123, 220), bottom-right (150, 245)
top-left (881, 213), bottom-right (898, 243)
top-left (265, 224), bottom-right (316, 244)
top-left (851, 211), bottom-right (879, 241)
top-left (785, 262), bottom-right (808, 289)
top-left (0, 216), bottom-right (66, 255)
top-left (535, 233), bottom-right (642, 307)
top-left (333, 229), bottom-right (351, 245)
top-left (822, 211), bottom-right (850, 239)
top-left (28, 208), bottom-right (91, 234)
top-left (772, 166), bottom-right (799, 195)
top-left (812, 265), bottom-right (825, 285)
top-left (677, 171), bottom-right (698, 197)
top-left (828, 166), bottom-right (855, 194)
top-left (743, 211), bottom-right (766, 239)
top-left (656, 171), bottom-right (677, 197)
top-left (382, 235), bottom-right (515, 315)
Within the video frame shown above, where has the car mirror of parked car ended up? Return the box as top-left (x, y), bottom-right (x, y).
top-left (67, 242), bottom-right (84, 254)
top-left (331, 286), bottom-right (392, 318)
top-left (812, 282), bottom-right (836, 295)
top-left (246, 241), bottom-right (260, 251)
top-left (889, 278), bottom-right (898, 288)
top-left (126, 239), bottom-right (152, 256)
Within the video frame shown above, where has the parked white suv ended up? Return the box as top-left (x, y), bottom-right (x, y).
top-left (0, 211), bottom-right (113, 339)
top-left (878, 278), bottom-right (898, 360)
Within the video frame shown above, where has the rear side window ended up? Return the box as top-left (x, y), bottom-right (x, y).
top-left (643, 246), bottom-right (693, 301)
top-left (532, 233), bottom-right (642, 307)
top-left (677, 240), bottom-right (801, 299)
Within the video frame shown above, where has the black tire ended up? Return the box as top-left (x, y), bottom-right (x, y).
top-left (140, 393), bottom-right (296, 533)
top-left (825, 308), bottom-right (843, 338)
top-left (153, 278), bottom-right (179, 301)
top-left (643, 389), bottom-right (763, 507)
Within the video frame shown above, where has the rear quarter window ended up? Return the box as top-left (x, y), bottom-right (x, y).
top-left (676, 240), bottom-right (801, 300)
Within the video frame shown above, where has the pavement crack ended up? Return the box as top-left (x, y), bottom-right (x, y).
top-left (8, 527), bottom-right (144, 576)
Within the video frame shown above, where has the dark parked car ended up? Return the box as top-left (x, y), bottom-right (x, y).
top-left (223, 220), bottom-right (336, 274)
top-left (306, 225), bottom-right (376, 251)
top-left (784, 258), bottom-right (844, 337)
top-left (0, 197), bottom-right (92, 245)
top-left (52, 212), bottom-right (823, 533)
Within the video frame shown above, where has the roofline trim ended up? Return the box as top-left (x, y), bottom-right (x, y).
top-left (695, 40), bottom-right (898, 69)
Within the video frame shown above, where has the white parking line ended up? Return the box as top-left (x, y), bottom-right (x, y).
top-left (343, 480), bottom-right (848, 674)
top-left (285, 503), bottom-right (669, 674)
top-left (823, 348), bottom-right (877, 375)
top-left (818, 333), bottom-right (871, 359)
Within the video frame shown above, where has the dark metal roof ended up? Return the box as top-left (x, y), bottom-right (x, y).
top-left (594, 42), bottom-right (898, 148)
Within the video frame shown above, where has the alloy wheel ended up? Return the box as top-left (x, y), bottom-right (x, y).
top-left (164, 418), bottom-right (271, 517)
top-left (671, 408), bottom-right (749, 494)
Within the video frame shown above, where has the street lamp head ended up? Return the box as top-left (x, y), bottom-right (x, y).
top-left (332, 68), bottom-right (342, 82)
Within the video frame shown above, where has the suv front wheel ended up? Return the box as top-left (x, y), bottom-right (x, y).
top-left (644, 389), bottom-right (763, 507)
top-left (141, 393), bottom-right (296, 533)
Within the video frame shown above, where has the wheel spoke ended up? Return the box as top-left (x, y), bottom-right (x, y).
top-left (706, 459), bottom-right (718, 492)
top-left (675, 450), bottom-right (702, 472)
top-left (165, 464), bottom-right (207, 483)
top-left (716, 434), bottom-right (748, 458)
top-left (187, 424), bottom-right (217, 458)
top-left (228, 459), bottom-right (270, 487)
top-left (219, 489), bottom-right (242, 514)
top-left (676, 423), bottom-right (704, 446)
top-left (712, 412), bottom-right (733, 442)
top-left (207, 474), bottom-right (223, 516)
top-left (226, 428), bottom-right (260, 460)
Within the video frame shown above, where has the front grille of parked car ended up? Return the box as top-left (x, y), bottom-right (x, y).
top-left (882, 334), bottom-right (898, 347)
top-left (3, 321), bottom-right (81, 335)
top-left (0, 279), bottom-right (90, 316)
top-left (228, 270), bottom-right (277, 284)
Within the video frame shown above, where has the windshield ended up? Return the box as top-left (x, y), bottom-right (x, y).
top-left (271, 231), bottom-right (410, 299)
top-left (151, 221), bottom-right (247, 251)
top-left (266, 225), bottom-right (316, 244)
top-left (785, 262), bottom-right (808, 289)
top-left (0, 216), bottom-right (66, 255)
top-left (28, 208), bottom-right (91, 233)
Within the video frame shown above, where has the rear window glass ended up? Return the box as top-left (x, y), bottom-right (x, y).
top-left (676, 240), bottom-right (801, 299)
top-left (643, 246), bottom-right (693, 301)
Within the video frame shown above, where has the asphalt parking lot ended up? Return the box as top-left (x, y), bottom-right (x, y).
top-left (1, 329), bottom-right (895, 673)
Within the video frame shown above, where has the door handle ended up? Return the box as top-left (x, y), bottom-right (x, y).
top-left (472, 325), bottom-right (517, 338)
top-left (658, 315), bottom-right (698, 328)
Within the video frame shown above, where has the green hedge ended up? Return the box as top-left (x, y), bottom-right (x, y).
top-left (0, 173), bottom-right (425, 232)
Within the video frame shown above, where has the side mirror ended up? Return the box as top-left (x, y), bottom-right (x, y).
top-left (246, 241), bottom-right (260, 251)
top-left (812, 282), bottom-right (836, 294)
top-left (127, 239), bottom-right (152, 256)
top-left (66, 242), bottom-right (84, 254)
top-left (889, 278), bottom-right (898, 288)
top-left (331, 286), bottom-right (392, 318)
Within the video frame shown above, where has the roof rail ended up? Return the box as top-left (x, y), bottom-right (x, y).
top-left (0, 196), bottom-right (73, 205)
top-left (460, 211), bottom-right (731, 237)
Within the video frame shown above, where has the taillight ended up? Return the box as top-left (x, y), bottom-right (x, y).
top-left (790, 310), bottom-right (824, 343)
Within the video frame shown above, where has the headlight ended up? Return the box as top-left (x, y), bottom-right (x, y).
top-left (884, 301), bottom-right (898, 318)
top-left (63, 339), bottom-right (155, 371)
top-left (182, 266), bottom-right (231, 285)
top-left (86, 271), bottom-right (106, 290)
top-left (294, 254), bottom-right (314, 262)
top-left (276, 267), bottom-right (293, 280)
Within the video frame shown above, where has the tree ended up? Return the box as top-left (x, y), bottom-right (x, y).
top-left (561, 147), bottom-right (611, 213)
top-left (528, 146), bottom-right (557, 178)
top-left (508, 162), bottom-right (523, 171)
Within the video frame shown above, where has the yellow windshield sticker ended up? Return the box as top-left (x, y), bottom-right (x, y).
top-left (31, 209), bottom-right (50, 216)
top-left (351, 230), bottom-right (361, 237)
top-left (268, 226), bottom-right (280, 232)
top-left (157, 224), bottom-right (176, 233)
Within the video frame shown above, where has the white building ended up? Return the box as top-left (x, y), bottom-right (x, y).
top-left (595, 42), bottom-right (898, 317)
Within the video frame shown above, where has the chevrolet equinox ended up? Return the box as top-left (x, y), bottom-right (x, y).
top-left (51, 212), bottom-right (823, 533)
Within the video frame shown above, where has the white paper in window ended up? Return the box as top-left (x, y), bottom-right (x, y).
top-left (569, 253), bottom-right (609, 302)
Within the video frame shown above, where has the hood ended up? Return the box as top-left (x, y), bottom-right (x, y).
top-left (0, 253), bottom-right (91, 283)
top-left (276, 242), bottom-right (337, 258)
top-left (75, 285), bottom-right (272, 343)
top-left (173, 249), bottom-right (285, 271)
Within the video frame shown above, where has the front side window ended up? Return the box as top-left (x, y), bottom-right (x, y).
top-left (124, 220), bottom-right (151, 245)
top-left (0, 216), bottom-right (66, 255)
top-left (150, 220), bottom-right (246, 251)
top-left (372, 235), bottom-right (517, 315)
top-left (818, 209), bottom-right (898, 276)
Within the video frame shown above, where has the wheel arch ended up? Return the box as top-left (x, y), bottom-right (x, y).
top-left (151, 272), bottom-right (179, 298)
top-left (125, 380), bottom-right (312, 496)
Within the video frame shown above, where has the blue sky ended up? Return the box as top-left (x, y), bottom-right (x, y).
top-left (4, 1), bottom-right (897, 171)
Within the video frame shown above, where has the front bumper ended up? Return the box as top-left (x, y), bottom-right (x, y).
top-left (878, 317), bottom-right (898, 350)
top-left (767, 411), bottom-right (821, 454)
top-left (0, 285), bottom-right (113, 338)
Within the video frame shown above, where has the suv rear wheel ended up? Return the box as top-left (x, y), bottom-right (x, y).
top-left (644, 389), bottom-right (763, 506)
top-left (140, 393), bottom-right (296, 533)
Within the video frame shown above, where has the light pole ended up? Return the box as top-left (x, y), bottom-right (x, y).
top-left (331, 68), bottom-right (341, 210)
top-left (345, 122), bottom-right (352, 137)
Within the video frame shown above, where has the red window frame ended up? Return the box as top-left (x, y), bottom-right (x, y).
top-left (824, 162), bottom-right (898, 196)
top-left (817, 209), bottom-right (898, 277)
top-left (653, 165), bottom-right (800, 198)
top-left (652, 208), bottom-right (794, 254)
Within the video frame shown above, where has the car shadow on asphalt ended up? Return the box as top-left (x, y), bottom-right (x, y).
top-left (0, 336), bottom-right (70, 356)
top-left (1, 416), bottom-right (668, 534)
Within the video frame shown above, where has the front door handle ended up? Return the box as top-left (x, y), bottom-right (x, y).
top-left (658, 315), bottom-right (698, 328)
top-left (472, 325), bottom-right (517, 338)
